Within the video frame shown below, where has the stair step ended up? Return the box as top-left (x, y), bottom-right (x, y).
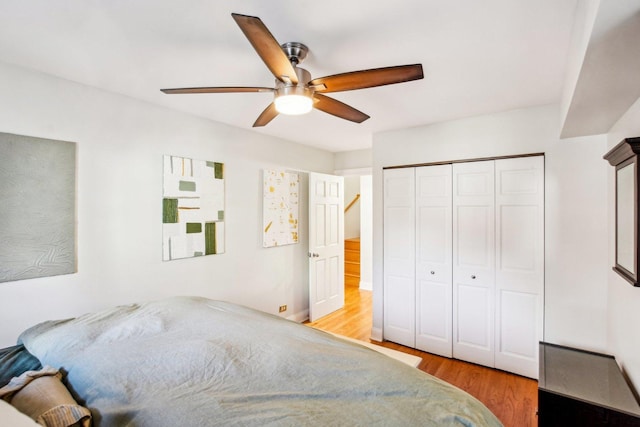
top-left (345, 249), bottom-right (360, 263)
top-left (345, 260), bottom-right (360, 277)
top-left (345, 238), bottom-right (360, 251)
top-left (345, 238), bottom-right (360, 279)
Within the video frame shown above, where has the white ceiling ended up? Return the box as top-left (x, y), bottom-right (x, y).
top-left (0, 0), bottom-right (579, 152)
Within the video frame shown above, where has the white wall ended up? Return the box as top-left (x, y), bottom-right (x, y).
top-left (359, 175), bottom-right (373, 291)
top-left (344, 176), bottom-right (361, 239)
top-left (0, 61), bottom-right (335, 346)
top-left (372, 104), bottom-right (609, 350)
top-left (334, 149), bottom-right (372, 172)
top-left (606, 96), bottom-right (640, 387)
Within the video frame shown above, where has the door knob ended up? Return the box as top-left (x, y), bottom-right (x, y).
top-left (471, 275), bottom-right (476, 279)
top-left (430, 271), bottom-right (435, 275)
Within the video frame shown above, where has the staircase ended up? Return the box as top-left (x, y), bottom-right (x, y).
top-left (345, 238), bottom-right (360, 286)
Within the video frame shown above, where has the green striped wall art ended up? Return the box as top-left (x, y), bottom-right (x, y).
top-left (162, 155), bottom-right (225, 261)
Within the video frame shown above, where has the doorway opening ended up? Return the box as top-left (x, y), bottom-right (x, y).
top-left (307, 172), bottom-right (372, 339)
top-left (343, 174), bottom-right (372, 292)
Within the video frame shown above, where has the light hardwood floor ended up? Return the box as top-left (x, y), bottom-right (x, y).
top-left (306, 279), bottom-right (538, 427)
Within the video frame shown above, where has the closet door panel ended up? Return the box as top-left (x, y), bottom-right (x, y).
top-left (498, 290), bottom-right (537, 353)
top-left (457, 284), bottom-right (492, 347)
top-left (457, 206), bottom-right (493, 268)
top-left (383, 168), bottom-right (416, 347)
top-left (499, 205), bottom-right (537, 271)
top-left (495, 156), bottom-right (544, 379)
top-left (453, 160), bottom-right (495, 367)
top-left (415, 165), bottom-right (452, 357)
top-left (385, 206), bottom-right (414, 272)
top-left (385, 275), bottom-right (415, 337)
top-left (417, 281), bottom-right (449, 337)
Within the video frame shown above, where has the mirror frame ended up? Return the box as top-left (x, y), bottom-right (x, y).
top-left (604, 137), bottom-right (640, 287)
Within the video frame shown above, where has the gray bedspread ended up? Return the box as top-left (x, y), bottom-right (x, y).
top-left (19, 296), bottom-right (503, 426)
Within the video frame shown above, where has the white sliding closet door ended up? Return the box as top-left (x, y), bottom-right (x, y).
top-left (415, 165), bottom-right (453, 357)
top-left (383, 168), bottom-right (415, 347)
top-left (494, 156), bottom-right (544, 378)
top-left (452, 160), bottom-right (496, 368)
top-left (383, 155), bottom-right (544, 379)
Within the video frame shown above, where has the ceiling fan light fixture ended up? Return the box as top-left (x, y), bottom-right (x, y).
top-left (274, 80), bottom-right (313, 115)
top-left (275, 93), bottom-right (313, 115)
top-left (273, 66), bottom-right (314, 115)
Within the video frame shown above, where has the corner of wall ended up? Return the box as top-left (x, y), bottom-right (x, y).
top-left (359, 281), bottom-right (372, 291)
top-left (287, 309), bottom-right (310, 323)
top-left (560, 0), bottom-right (600, 133)
top-left (333, 148), bottom-right (373, 172)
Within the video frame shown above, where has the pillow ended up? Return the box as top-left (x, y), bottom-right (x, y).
top-left (0, 399), bottom-right (40, 426)
top-left (0, 367), bottom-right (91, 427)
top-left (0, 344), bottom-right (42, 388)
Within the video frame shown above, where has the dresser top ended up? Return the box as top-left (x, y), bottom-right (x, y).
top-left (539, 342), bottom-right (640, 417)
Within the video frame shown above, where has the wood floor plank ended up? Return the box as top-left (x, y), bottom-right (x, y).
top-left (306, 282), bottom-right (538, 427)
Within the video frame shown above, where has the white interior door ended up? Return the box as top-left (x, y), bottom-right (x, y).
top-left (308, 172), bottom-right (344, 322)
top-left (415, 165), bottom-right (453, 357)
top-left (453, 160), bottom-right (495, 368)
top-left (383, 168), bottom-right (416, 347)
top-left (494, 156), bottom-right (544, 379)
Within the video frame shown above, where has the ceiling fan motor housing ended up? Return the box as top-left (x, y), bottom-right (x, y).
top-left (281, 42), bottom-right (308, 65)
top-left (275, 66), bottom-right (312, 94)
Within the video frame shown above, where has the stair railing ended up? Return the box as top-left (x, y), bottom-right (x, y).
top-left (345, 193), bottom-right (360, 213)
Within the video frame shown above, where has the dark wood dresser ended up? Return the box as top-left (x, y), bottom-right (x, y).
top-left (538, 342), bottom-right (640, 426)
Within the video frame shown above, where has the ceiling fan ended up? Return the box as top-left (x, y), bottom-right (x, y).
top-left (161, 13), bottom-right (424, 127)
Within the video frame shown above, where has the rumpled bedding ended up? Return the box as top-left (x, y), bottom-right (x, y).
top-left (19, 296), bottom-right (503, 426)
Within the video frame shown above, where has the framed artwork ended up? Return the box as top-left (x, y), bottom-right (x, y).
top-left (263, 169), bottom-right (299, 247)
top-left (162, 155), bottom-right (224, 261)
top-left (0, 132), bottom-right (76, 283)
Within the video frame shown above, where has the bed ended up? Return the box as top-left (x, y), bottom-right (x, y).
top-left (1, 296), bottom-right (503, 426)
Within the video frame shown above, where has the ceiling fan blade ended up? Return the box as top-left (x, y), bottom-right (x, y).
top-left (313, 93), bottom-right (369, 123)
top-left (161, 87), bottom-right (273, 94)
top-left (309, 64), bottom-right (423, 93)
top-left (231, 13), bottom-right (298, 85)
top-left (253, 102), bottom-right (279, 127)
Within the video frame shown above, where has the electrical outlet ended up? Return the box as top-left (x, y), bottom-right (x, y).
top-left (279, 305), bottom-right (287, 313)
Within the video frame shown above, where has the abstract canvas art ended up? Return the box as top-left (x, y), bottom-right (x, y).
top-left (263, 169), bottom-right (299, 247)
top-left (162, 155), bottom-right (225, 261)
top-left (0, 132), bottom-right (76, 283)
